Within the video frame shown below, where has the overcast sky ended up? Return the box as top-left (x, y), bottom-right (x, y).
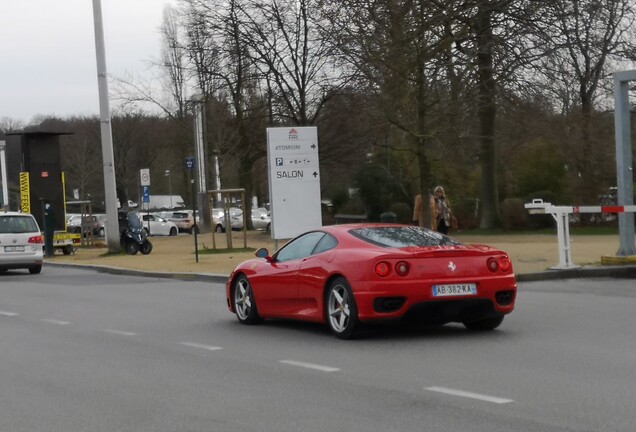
top-left (0, 0), bottom-right (176, 124)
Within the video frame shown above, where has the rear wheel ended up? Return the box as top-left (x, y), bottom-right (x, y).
top-left (215, 224), bottom-right (224, 233)
top-left (29, 265), bottom-right (42, 275)
top-left (463, 315), bottom-right (504, 331)
top-left (325, 277), bottom-right (359, 339)
top-left (233, 275), bottom-right (262, 324)
top-left (62, 245), bottom-right (73, 255)
top-left (125, 240), bottom-right (139, 255)
top-left (169, 227), bottom-right (177, 236)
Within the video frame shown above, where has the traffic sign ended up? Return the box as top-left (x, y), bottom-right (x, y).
top-left (185, 156), bottom-right (195, 170)
top-left (142, 185), bottom-right (150, 203)
top-left (140, 168), bottom-right (150, 186)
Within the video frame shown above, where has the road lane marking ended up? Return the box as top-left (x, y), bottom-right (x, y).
top-left (102, 329), bottom-right (137, 336)
top-left (41, 319), bottom-right (70, 325)
top-left (425, 386), bottom-right (513, 404)
top-left (0, 311), bottom-right (19, 317)
top-left (279, 360), bottom-right (340, 372)
top-left (180, 342), bottom-right (223, 351)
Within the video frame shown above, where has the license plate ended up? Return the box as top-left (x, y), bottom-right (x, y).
top-left (432, 283), bottom-right (477, 297)
top-left (4, 246), bottom-right (25, 252)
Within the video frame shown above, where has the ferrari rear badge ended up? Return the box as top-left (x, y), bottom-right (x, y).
top-left (448, 261), bottom-right (456, 272)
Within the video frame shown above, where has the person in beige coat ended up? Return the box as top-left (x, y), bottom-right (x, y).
top-left (413, 186), bottom-right (453, 234)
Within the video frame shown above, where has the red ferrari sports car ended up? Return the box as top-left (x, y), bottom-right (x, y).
top-left (226, 224), bottom-right (517, 339)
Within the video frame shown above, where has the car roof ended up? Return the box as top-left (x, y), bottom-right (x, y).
top-left (0, 211), bottom-right (36, 217)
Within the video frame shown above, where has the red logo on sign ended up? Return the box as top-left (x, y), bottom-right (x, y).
top-left (41, 172), bottom-right (49, 178)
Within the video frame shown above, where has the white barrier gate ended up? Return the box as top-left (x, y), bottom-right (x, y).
top-left (525, 199), bottom-right (636, 269)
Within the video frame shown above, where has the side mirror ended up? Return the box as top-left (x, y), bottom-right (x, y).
top-left (255, 247), bottom-right (272, 261)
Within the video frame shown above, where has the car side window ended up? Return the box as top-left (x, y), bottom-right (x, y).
top-left (275, 232), bottom-right (325, 262)
top-left (312, 233), bottom-right (338, 255)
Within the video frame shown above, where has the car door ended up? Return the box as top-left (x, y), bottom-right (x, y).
top-left (254, 232), bottom-right (325, 316)
top-left (296, 233), bottom-right (339, 315)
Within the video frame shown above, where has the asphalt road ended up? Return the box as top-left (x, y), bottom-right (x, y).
top-left (1, 267), bottom-right (635, 431)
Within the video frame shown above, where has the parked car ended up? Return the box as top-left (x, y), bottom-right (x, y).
top-left (251, 208), bottom-right (271, 231)
top-left (67, 214), bottom-right (106, 237)
top-left (142, 214), bottom-right (178, 236)
top-left (212, 207), bottom-right (244, 233)
top-left (226, 224), bottom-right (517, 339)
top-left (162, 210), bottom-right (198, 234)
top-left (0, 211), bottom-right (44, 274)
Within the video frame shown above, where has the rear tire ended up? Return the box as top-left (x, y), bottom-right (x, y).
top-left (325, 277), bottom-right (359, 339)
top-left (125, 240), bottom-right (139, 255)
top-left (169, 227), bottom-right (177, 236)
top-left (29, 265), bottom-right (42, 275)
top-left (463, 315), bottom-right (504, 331)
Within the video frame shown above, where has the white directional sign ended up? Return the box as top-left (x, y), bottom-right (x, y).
top-left (267, 127), bottom-right (322, 239)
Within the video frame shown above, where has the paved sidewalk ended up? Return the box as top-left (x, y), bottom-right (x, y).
top-left (44, 231), bottom-right (636, 282)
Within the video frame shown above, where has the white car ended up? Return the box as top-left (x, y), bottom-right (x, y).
top-left (142, 214), bottom-right (178, 236)
top-left (0, 211), bottom-right (44, 274)
top-left (212, 207), bottom-right (244, 233)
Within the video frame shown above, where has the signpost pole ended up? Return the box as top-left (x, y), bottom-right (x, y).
top-left (186, 156), bottom-right (199, 263)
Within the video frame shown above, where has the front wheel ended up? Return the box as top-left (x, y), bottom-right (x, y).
top-left (169, 227), bottom-right (177, 236)
top-left (463, 315), bottom-right (504, 331)
top-left (139, 240), bottom-right (153, 255)
top-left (232, 275), bottom-right (262, 324)
top-left (325, 277), bottom-right (359, 339)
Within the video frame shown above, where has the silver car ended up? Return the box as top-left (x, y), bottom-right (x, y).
top-left (251, 208), bottom-right (271, 231)
top-left (0, 212), bottom-right (44, 274)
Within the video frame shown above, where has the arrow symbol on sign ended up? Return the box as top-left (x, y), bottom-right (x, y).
top-left (313, 172), bottom-right (318, 177)
top-left (311, 144), bottom-right (316, 149)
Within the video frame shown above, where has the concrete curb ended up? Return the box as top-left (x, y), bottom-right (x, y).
top-left (46, 261), bottom-right (636, 283)
top-left (44, 262), bottom-right (229, 284)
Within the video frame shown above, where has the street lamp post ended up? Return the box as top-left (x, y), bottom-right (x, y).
top-left (165, 169), bottom-right (172, 208)
top-left (190, 94), bottom-right (210, 231)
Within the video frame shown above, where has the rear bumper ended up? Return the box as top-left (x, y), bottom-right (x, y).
top-left (0, 252), bottom-right (43, 269)
top-left (353, 275), bottom-right (517, 323)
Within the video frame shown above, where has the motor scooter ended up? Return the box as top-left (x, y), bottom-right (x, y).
top-left (118, 211), bottom-right (153, 255)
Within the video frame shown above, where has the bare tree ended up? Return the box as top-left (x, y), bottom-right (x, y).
top-left (235, 0), bottom-right (347, 125)
top-left (534, 0), bottom-right (636, 200)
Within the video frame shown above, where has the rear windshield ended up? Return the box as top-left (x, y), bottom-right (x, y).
top-left (0, 215), bottom-right (40, 234)
top-left (349, 226), bottom-right (462, 248)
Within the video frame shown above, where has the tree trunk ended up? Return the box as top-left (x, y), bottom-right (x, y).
top-left (476, 4), bottom-right (500, 229)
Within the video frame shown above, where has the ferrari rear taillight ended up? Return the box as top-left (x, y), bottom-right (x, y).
top-left (375, 261), bottom-right (391, 277)
top-left (487, 257), bottom-right (499, 272)
top-left (28, 235), bottom-right (44, 244)
top-left (395, 261), bottom-right (410, 276)
top-left (499, 256), bottom-right (511, 272)
top-left (487, 256), bottom-right (511, 273)
top-left (375, 261), bottom-right (410, 277)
